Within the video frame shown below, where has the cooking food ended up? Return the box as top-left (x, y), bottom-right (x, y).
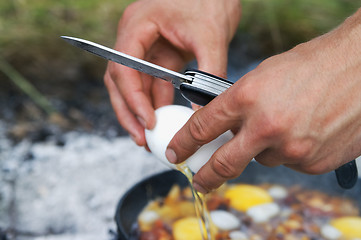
top-left (145, 105), bottom-right (232, 173)
top-left (131, 183), bottom-right (361, 240)
top-left (140, 105), bottom-right (361, 240)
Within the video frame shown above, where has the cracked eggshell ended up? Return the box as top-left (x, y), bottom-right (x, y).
top-left (145, 105), bottom-right (233, 173)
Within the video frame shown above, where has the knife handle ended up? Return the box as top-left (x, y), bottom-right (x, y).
top-left (180, 69), bottom-right (233, 106)
top-left (179, 83), bottom-right (217, 106)
top-left (335, 159), bottom-right (358, 189)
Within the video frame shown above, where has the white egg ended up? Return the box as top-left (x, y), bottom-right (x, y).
top-left (138, 210), bottom-right (160, 224)
top-left (268, 185), bottom-right (288, 199)
top-left (246, 202), bottom-right (280, 223)
top-left (145, 105), bottom-right (233, 173)
top-left (145, 105), bottom-right (193, 169)
top-left (229, 231), bottom-right (247, 240)
top-left (210, 210), bottom-right (241, 231)
top-left (320, 224), bottom-right (342, 240)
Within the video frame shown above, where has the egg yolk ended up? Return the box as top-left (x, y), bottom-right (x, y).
top-left (172, 217), bottom-right (204, 240)
top-left (331, 216), bottom-right (361, 239)
top-left (225, 184), bottom-right (273, 212)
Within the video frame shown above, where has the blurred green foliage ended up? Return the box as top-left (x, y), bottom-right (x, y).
top-left (240, 0), bottom-right (360, 54)
top-left (0, 0), bottom-right (133, 47)
top-left (0, 0), bottom-right (134, 86)
top-left (0, 0), bottom-right (360, 80)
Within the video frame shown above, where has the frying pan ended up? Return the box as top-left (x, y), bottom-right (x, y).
top-left (115, 162), bottom-right (361, 240)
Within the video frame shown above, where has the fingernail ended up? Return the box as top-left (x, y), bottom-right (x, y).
top-left (145, 144), bottom-right (151, 152)
top-left (193, 182), bottom-right (207, 194)
top-left (191, 103), bottom-right (202, 111)
top-left (137, 116), bottom-right (147, 129)
top-left (165, 148), bottom-right (177, 164)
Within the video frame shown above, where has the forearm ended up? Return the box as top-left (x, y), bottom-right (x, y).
top-left (296, 6), bottom-right (361, 167)
top-left (343, 7), bottom-right (361, 49)
top-left (329, 7), bottom-right (361, 68)
top-left (323, 7), bottom-right (361, 163)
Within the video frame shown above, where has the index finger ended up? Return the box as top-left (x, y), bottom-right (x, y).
top-left (192, 132), bottom-right (257, 193)
top-left (166, 89), bottom-right (242, 164)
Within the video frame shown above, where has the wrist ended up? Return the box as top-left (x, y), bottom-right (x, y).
top-left (296, 7), bottom-right (361, 74)
top-left (344, 8), bottom-right (361, 42)
top-left (291, 8), bottom-right (361, 163)
top-left (336, 7), bottom-right (361, 60)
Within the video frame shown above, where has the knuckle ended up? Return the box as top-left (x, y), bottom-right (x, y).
top-left (256, 115), bottom-right (287, 141)
top-left (194, 173), bottom-right (212, 192)
top-left (188, 115), bottom-right (209, 144)
top-left (121, 2), bottom-right (141, 21)
top-left (103, 73), bottom-right (112, 86)
top-left (262, 123), bottom-right (283, 140)
top-left (234, 80), bottom-right (257, 108)
top-left (173, 133), bottom-right (199, 155)
top-left (107, 63), bottom-right (120, 81)
top-left (210, 153), bottom-right (239, 179)
top-left (282, 140), bottom-right (313, 161)
top-left (297, 161), bottom-right (330, 175)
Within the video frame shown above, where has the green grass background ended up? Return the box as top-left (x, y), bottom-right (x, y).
top-left (0, 0), bottom-right (360, 94)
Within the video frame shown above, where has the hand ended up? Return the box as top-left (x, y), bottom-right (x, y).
top-left (166, 8), bottom-right (361, 193)
top-left (104, 0), bottom-right (241, 147)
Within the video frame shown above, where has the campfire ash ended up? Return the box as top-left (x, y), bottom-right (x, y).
top-left (0, 120), bottom-right (167, 240)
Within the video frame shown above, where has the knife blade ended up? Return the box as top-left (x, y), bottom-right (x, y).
top-left (61, 36), bottom-right (192, 89)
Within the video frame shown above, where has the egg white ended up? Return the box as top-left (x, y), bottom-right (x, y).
top-left (268, 185), bottom-right (288, 199)
top-left (229, 231), bottom-right (247, 240)
top-left (210, 210), bottom-right (241, 231)
top-left (246, 202), bottom-right (280, 223)
top-left (320, 224), bottom-right (341, 240)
